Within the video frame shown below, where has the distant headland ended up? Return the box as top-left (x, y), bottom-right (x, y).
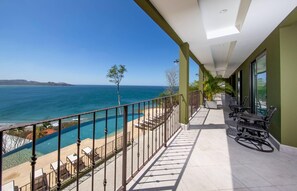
top-left (0, 80), bottom-right (72, 86)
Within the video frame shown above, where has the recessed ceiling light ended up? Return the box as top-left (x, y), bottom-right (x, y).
top-left (220, 9), bottom-right (228, 14)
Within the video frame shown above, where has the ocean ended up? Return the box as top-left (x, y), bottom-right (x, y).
top-left (0, 85), bottom-right (166, 124)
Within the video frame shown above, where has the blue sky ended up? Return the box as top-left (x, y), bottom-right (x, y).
top-left (0, 0), bottom-right (199, 86)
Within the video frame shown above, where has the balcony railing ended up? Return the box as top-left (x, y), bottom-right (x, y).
top-left (0, 91), bottom-right (201, 191)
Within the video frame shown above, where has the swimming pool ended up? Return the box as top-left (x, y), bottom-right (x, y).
top-left (3, 113), bottom-right (141, 170)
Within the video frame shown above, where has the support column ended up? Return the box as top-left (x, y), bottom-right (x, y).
top-left (199, 68), bottom-right (204, 106)
top-left (179, 42), bottom-right (189, 124)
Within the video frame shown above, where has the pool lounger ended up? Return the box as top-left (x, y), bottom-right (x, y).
top-left (2, 180), bottom-right (16, 191)
top-left (50, 160), bottom-right (70, 180)
top-left (33, 168), bottom-right (47, 191)
top-left (82, 147), bottom-right (100, 161)
top-left (66, 154), bottom-right (85, 172)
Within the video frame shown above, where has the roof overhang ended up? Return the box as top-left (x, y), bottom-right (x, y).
top-left (135, 0), bottom-right (297, 77)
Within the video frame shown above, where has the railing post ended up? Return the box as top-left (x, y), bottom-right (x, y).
top-left (76, 115), bottom-right (81, 191)
top-left (31, 125), bottom-right (37, 191)
top-left (57, 119), bottom-right (62, 190)
top-left (122, 105), bottom-right (128, 190)
top-left (0, 131), bottom-right (3, 188)
top-left (164, 97), bottom-right (167, 147)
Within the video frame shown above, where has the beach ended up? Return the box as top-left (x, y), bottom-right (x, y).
top-left (2, 107), bottom-right (172, 189)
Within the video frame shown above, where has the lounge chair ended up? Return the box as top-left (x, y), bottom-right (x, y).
top-left (135, 114), bottom-right (165, 131)
top-left (33, 169), bottom-right (47, 191)
top-left (2, 181), bottom-right (16, 191)
top-left (82, 147), bottom-right (100, 162)
top-left (50, 160), bottom-right (70, 180)
top-left (66, 154), bottom-right (85, 172)
top-left (235, 106), bottom-right (277, 152)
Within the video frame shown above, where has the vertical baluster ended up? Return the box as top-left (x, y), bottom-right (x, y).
top-left (143, 102), bottom-right (145, 164)
top-left (131, 104), bottom-right (134, 177)
top-left (76, 115), bottom-right (81, 191)
top-left (114, 108), bottom-right (118, 191)
top-left (137, 103), bottom-right (140, 171)
top-left (0, 131), bottom-right (3, 189)
top-left (122, 105), bottom-right (128, 190)
top-left (164, 98), bottom-right (167, 147)
top-left (158, 99), bottom-right (161, 149)
top-left (155, 99), bottom-right (159, 153)
top-left (161, 98), bottom-right (164, 146)
top-left (31, 124), bottom-right (37, 191)
top-left (171, 97), bottom-right (174, 137)
top-left (57, 119), bottom-right (62, 190)
top-left (152, 100), bottom-right (155, 155)
top-left (91, 112), bottom-right (96, 191)
top-left (150, 100), bottom-right (153, 156)
top-left (147, 101), bottom-right (150, 160)
top-left (103, 110), bottom-right (108, 191)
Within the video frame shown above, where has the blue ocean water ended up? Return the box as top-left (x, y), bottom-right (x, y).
top-left (0, 85), bottom-right (166, 123)
top-left (1, 85), bottom-right (165, 169)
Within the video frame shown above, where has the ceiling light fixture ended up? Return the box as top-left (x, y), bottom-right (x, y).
top-left (220, 9), bottom-right (228, 14)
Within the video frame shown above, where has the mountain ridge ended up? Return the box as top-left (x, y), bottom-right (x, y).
top-left (0, 79), bottom-right (72, 86)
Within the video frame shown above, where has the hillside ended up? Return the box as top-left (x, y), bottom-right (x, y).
top-left (0, 80), bottom-right (72, 86)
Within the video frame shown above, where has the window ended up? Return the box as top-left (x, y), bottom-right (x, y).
top-left (237, 70), bottom-right (243, 105)
top-left (251, 52), bottom-right (267, 115)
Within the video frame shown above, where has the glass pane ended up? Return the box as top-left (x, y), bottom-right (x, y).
top-left (256, 54), bottom-right (267, 115)
top-left (237, 72), bottom-right (241, 104)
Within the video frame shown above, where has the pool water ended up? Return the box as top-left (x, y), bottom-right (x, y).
top-left (3, 113), bottom-right (141, 170)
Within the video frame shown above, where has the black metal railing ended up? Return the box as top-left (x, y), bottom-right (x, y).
top-left (189, 90), bottom-right (201, 119)
top-left (1, 92), bottom-right (200, 191)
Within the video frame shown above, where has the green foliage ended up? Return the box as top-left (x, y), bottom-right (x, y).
top-left (106, 64), bottom-right (127, 107)
top-left (189, 80), bottom-right (199, 91)
top-left (106, 65), bottom-right (127, 86)
top-left (159, 90), bottom-right (172, 97)
top-left (42, 122), bottom-right (52, 128)
top-left (203, 71), bottom-right (234, 101)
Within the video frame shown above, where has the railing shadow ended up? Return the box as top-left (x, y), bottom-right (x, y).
top-left (128, 125), bottom-right (201, 191)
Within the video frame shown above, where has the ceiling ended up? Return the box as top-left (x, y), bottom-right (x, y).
top-left (149, 0), bottom-right (297, 77)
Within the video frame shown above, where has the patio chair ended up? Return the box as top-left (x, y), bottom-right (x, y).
top-left (2, 180), bottom-right (16, 191)
top-left (32, 169), bottom-right (47, 191)
top-left (66, 154), bottom-right (85, 172)
top-left (235, 106), bottom-right (277, 152)
top-left (229, 96), bottom-right (250, 120)
top-left (50, 160), bottom-right (70, 180)
top-left (82, 147), bottom-right (100, 163)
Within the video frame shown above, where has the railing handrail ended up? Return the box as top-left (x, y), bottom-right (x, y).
top-left (0, 93), bottom-right (182, 132)
top-left (1, 91), bottom-right (201, 191)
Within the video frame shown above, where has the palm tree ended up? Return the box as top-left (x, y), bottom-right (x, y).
top-left (203, 71), bottom-right (234, 101)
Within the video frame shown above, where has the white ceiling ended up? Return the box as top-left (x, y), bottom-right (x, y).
top-left (150, 0), bottom-right (297, 77)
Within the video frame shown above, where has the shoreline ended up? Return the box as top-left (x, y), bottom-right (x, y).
top-left (2, 108), bottom-right (160, 188)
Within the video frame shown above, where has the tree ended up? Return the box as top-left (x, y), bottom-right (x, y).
top-left (165, 67), bottom-right (179, 95)
top-left (189, 80), bottom-right (199, 91)
top-left (203, 71), bottom-right (234, 101)
top-left (106, 65), bottom-right (127, 107)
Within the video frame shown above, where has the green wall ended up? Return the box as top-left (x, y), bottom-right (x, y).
top-left (280, 22), bottom-right (297, 147)
top-left (232, 8), bottom-right (297, 146)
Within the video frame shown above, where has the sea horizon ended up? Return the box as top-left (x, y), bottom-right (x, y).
top-left (0, 85), bottom-right (167, 125)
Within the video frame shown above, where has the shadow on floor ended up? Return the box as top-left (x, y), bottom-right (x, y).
top-left (128, 126), bottom-right (202, 191)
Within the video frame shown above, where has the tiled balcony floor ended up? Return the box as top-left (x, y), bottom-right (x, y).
top-left (127, 95), bottom-right (297, 191)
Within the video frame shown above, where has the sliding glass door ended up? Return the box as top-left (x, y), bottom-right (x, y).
top-left (251, 53), bottom-right (267, 115)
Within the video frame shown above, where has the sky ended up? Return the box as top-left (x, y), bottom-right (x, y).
top-left (0, 0), bottom-right (199, 86)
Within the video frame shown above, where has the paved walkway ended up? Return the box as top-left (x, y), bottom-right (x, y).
top-left (127, 94), bottom-right (297, 191)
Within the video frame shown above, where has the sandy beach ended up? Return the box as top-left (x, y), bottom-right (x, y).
top-left (2, 107), bottom-right (165, 189)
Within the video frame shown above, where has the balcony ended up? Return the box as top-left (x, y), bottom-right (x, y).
top-left (3, 92), bottom-right (297, 191)
top-left (1, 92), bottom-right (201, 191)
top-left (126, 94), bottom-right (297, 191)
